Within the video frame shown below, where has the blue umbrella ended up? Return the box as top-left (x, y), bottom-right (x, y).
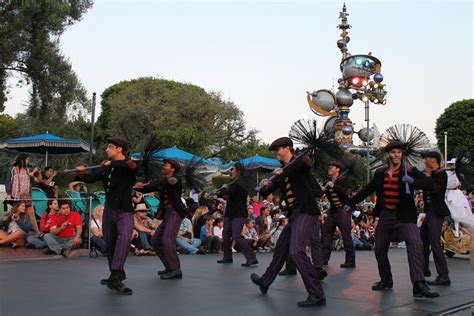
top-left (0, 132), bottom-right (95, 165)
top-left (219, 155), bottom-right (281, 171)
top-left (132, 146), bottom-right (216, 166)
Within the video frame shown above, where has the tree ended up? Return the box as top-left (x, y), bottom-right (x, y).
top-left (0, 114), bottom-right (19, 139)
top-left (97, 77), bottom-right (258, 158)
top-left (435, 99), bottom-right (474, 159)
top-left (0, 0), bottom-right (92, 120)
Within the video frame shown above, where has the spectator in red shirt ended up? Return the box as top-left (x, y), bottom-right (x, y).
top-left (25, 199), bottom-right (59, 249)
top-left (43, 200), bottom-right (83, 257)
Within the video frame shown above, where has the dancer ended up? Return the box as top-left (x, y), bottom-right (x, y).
top-left (420, 151), bottom-right (451, 286)
top-left (76, 136), bottom-right (138, 295)
top-left (346, 140), bottom-right (439, 298)
top-left (321, 161), bottom-right (355, 268)
top-left (250, 137), bottom-right (326, 307)
top-left (217, 162), bottom-right (258, 267)
top-left (135, 159), bottom-right (186, 280)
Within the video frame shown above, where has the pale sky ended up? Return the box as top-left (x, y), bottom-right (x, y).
top-left (4, 0), bottom-right (473, 147)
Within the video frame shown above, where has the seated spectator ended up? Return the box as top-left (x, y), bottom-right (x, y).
top-left (133, 203), bottom-right (158, 256)
top-left (43, 200), bottom-right (82, 257)
top-left (90, 205), bottom-right (106, 254)
top-left (242, 219), bottom-right (258, 250)
top-left (213, 217), bottom-right (224, 249)
top-left (38, 167), bottom-right (59, 198)
top-left (212, 202), bottom-right (225, 219)
top-left (132, 191), bottom-right (145, 208)
top-left (175, 217), bottom-right (204, 255)
top-left (26, 199), bottom-right (59, 249)
top-left (271, 215), bottom-right (288, 245)
top-left (192, 206), bottom-right (209, 238)
top-left (261, 205), bottom-right (273, 229)
top-left (256, 216), bottom-right (273, 251)
top-left (200, 215), bottom-right (221, 253)
top-left (198, 191), bottom-right (215, 214)
top-left (68, 180), bottom-right (88, 193)
top-left (0, 201), bottom-right (31, 248)
top-left (247, 205), bottom-right (255, 220)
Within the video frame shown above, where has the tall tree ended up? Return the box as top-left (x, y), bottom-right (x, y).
top-left (435, 99), bottom-right (474, 159)
top-left (97, 77), bottom-right (259, 158)
top-left (0, 0), bottom-right (92, 121)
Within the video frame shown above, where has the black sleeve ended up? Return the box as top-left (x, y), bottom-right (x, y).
top-left (76, 167), bottom-right (106, 183)
top-left (347, 173), bottom-right (377, 206)
top-left (110, 159), bottom-right (138, 171)
top-left (276, 155), bottom-right (311, 180)
top-left (410, 167), bottom-right (435, 191)
top-left (332, 177), bottom-right (350, 196)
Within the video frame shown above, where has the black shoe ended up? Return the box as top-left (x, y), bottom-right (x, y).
top-left (196, 249), bottom-right (206, 255)
top-left (43, 248), bottom-right (55, 255)
top-left (60, 248), bottom-right (71, 257)
top-left (160, 270), bottom-right (183, 280)
top-left (157, 269), bottom-right (171, 276)
top-left (372, 280), bottom-right (393, 291)
top-left (241, 258), bottom-right (258, 267)
top-left (297, 294), bottom-right (326, 307)
top-left (340, 262), bottom-right (356, 268)
top-left (424, 269), bottom-right (432, 278)
top-left (323, 261), bottom-right (328, 266)
top-left (427, 274), bottom-right (451, 286)
top-left (24, 243), bottom-right (36, 249)
top-left (107, 279), bottom-right (132, 295)
top-left (278, 269), bottom-right (297, 276)
top-left (316, 268), bottom-right (328, 281)
top-left (250, 273), bottom-right (268, 294)
top-left (413, 281), bottom-right (439, 298)
top-left (217, 258), bottom-right (233, 264)
top-left (101, 271), bottom-right (126, 285)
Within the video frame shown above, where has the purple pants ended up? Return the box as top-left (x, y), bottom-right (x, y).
top-left (261, 212), bottom-right (324, 297)
top-left (322, 207), bottom-right (355, 264)
top-left (223, 217), bottom-right (256, 261)
top-left (285, 219), bottom-right (323, 271)
top-left (420, 209), bottom-right (449, 275)
top-left (102, 204), bottom-right (134, 272)
top-left (151, 207), bottom-right (182, 271)
top-left (375, 209), bottom-right (425, 283)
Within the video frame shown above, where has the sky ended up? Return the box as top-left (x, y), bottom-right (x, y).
top-left (4, 0), bottom-right (473, 147)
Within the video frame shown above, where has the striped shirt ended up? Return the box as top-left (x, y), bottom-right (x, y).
top-left (382, 168), bottom-right (401, 210)
top-left (284, 177), bottom-right (295, 209)
top-left (327, 185), bottom-right (342, 208)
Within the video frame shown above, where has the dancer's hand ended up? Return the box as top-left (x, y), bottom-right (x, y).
top-left (75, 166), bottom-right (86, 173)
top-left (274, 168), bottom-right (283, 175)
top-left (260, 179), bottom-right (270, 187)
top-left (402, 174), bottom-right (414, 184)
top-left (343, 205), bottom-right (351, 213)
top-left (134, 182), bottom-right (145, 189)
top-left (102, 160), bottom-right (111, 167)
top-left (326, 181), bottom-right (334, 188)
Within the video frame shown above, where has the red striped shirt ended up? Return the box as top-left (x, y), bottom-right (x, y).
top-left (382, 169), bottom-right (400, 210)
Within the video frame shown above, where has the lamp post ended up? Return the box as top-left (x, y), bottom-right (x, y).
top-left (89, 92), bottom-right (96, 164)
top-left (444, 131), bottom-right (448, 169)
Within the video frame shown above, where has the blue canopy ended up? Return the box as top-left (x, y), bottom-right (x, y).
top-left (132, 146), bottom-right (216, 166)
top-left (0, 133), bottom-right (95, 165)
top-left (220, 155), bottom-right (281, 171)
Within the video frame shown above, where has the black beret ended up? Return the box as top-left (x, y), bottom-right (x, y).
top-left (328, 161), bottom-right (344, 169)
top-left (163, 159), bottom-right (181, 173)
top-left (383, 140), bottom-right (404, 153)
top-left (268, 137), bottom-right (293, 151)
top-left (107, 136), bottom-right (129, 153)
top-left (424, 151), bottom-right (442, 164)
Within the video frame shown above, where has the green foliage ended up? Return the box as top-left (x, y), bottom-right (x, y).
top-left (435, 99), bottom-right (474, 159)
top-left (0, 114), bottom-right (19, 139)
top-left (0, 0), bottom-right (93, 118)
top-left (97, 77), bottom-right (260, 159)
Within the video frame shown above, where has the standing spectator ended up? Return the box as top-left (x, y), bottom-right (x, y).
top-left (133, 203), bottom-right (158, 255)
top-left (200, 215), bottom-right (220, 253)
top-left (38, 167), bottom-right (59, 198)
top-left (192, 206), bottom-right (209, 238)
top-left (0, 201), bottom-right (31, 248)
top-left (26, 199), bottom-right (59, 249)
top-left (5, 153), bottom-right (41, 235)
top-left (251, 195), bottom-right (264, 218)
top-left (90, 205), bottom-right (106, 254)
top-left (43, 200), bottom-right (82, 257)
top-left (175, 217), bottom-right (204, 255)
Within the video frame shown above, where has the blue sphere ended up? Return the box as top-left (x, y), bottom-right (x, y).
top-left (374, 73), bottom-right (383, 83)
top-left (342, 126), bottom-right (353, 135)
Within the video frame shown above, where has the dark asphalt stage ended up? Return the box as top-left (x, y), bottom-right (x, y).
top-left (1, 249), bottom-right (473, 316)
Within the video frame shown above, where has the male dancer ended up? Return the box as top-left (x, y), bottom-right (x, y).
top-left (346, 141), bottom-right (439, 298)
top-left (135, 159), bottom-right (186, 280)
top-left (217, 162), bottom-right (258, 266)
top-left (420, 151), bottom-right (451, 285)
top-left (76, 136), bottom-right (137, 295)
top-left (251, 137), bottom-right (326, 307)
top-left (321, 161), bottom-right (355, 268)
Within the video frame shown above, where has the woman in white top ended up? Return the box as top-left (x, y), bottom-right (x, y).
top-left (90, 205), bottom-right (106, 254)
